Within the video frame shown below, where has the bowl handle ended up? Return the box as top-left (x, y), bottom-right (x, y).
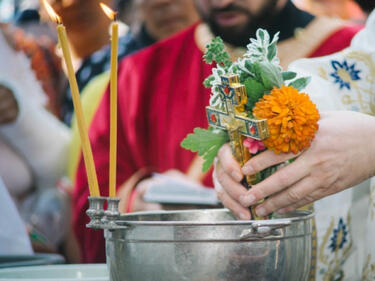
top-left (239, 220), bottom-right (292, 240)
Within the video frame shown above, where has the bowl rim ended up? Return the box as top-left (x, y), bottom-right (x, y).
top-left (115, 208), bottom-right (314, 227)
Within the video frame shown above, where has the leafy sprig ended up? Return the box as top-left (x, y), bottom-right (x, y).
top-left (181, 128), bottom-right (229, 172)
top-left (203, 37), bottom-right (232, 70)
top-left (182, 29), bottom-right (311, 172)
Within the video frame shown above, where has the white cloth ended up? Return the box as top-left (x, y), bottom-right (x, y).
top-left (0, 30), bottom-right (46, 105)
top-left (0, 177), bottom-right (33, 255)
top-left (289, 10), bottom-right (375, 281)
top-left (0, 91), bottom-right (71, 190)
top-left (0, 30), bottom-right (71, 190)
top-left (0, 138), bottom-right (32, 198)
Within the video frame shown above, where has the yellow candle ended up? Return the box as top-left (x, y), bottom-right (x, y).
top-left (109, 21), bottom-right (118, 198)
top-left (100, 2), bottom-right (118, 198)
top-left (56, 25), bottom-right (100, 197)
top-left (42, 0), bottom-right (101, 198)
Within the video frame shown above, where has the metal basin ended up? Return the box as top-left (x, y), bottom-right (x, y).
top-left (105, 209), bottom-right (313, 281)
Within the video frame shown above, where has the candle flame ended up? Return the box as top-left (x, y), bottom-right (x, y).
top-left (42, 0), bottom-right (62, 24)
top-left (100, 2), bottom-right (117, 21)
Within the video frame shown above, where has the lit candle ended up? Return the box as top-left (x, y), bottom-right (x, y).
top-left (43, 0), bottom-right (100, 197)
top-left (100, 3), bottom-right (118, 198)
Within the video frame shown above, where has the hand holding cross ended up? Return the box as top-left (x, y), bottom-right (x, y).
top-left (206, 74), bottom-right (269, 218)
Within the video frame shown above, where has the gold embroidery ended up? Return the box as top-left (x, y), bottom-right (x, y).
top-left (362, 254), bottom-right (375, 281)
top-left (343, 51), bottom-right (375, 114)
top-left (318, 214), bottom-right (353, 281)
top-left (194, 17), bottom-right (348, 69)
top-left (318, 50), bottom-right (375, 115)
top-left (319, 219), bottom-right (334, 266)
top-left (318, 67), bottom-right (328, 80)
top-left (277, 17), bottom-right (347, 69)
top-left (316, 49), bottom-right (375, 114)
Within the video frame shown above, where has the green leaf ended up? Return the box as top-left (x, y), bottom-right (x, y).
top-left (282, 71), bottom-right (297, 81)
top-left (253, 61), bottom-right (283, 89)
top-left (244, 60), bottom-right (253, 73)
top-left (267, 41), bottom-right (277, 61)
top-left (244, 78), bottom-right (265, 108)
top-left (288, 77), bottom-right (311, 91)
top-left (203, 75), bottom-right (215, 88)
top-left (257, 29), bottom-right (265, 41)
top-left (181, 128), bottom-right (229, 172)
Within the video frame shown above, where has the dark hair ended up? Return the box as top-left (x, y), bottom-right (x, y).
top-left (355, 0), bottom-right (374, 13)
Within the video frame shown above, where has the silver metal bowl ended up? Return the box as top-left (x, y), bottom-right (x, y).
top-left (105, 208), bottom-right (313, 281)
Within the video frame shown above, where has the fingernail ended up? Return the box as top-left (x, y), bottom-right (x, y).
top-left (231, 171), bottom-right (243, 182)
top-left (256, 206), bottom-right (267, 217)
top-left (239, 212), bottom-right (249, 220)
top-left (239, 194), bottom-right (256, 206)
top-left (242, 165), bottom-right (254, 175)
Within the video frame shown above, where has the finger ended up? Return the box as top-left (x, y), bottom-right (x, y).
top-left (254, 176), bottom-right (316, 217)
top-left (239, 157), bottom-right (309, 207)
top-left (135, 178), bottom-right (156, 197)
top-left (216, 187), bottom-right (251, 220)
top-left (133, 180), bottom-right (163, 212)
top-left (215, 162), bottom-right (248, 203)
top-left (277, 198), bottom-right (313, 215)
top-left (242, 149), bottom-right (299, 176)
top-left (213, 165), bottom-right (250, 220)
top-left (142, 202), bottom-right (163, 211)
top-left (217, 144), bottom-right (243, 182)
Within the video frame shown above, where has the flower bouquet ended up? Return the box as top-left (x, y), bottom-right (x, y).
top-left (181, 29), bottom-right (320, 219)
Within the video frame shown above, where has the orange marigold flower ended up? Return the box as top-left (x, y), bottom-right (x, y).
top-left (253, 85), bottom-right (320, 154)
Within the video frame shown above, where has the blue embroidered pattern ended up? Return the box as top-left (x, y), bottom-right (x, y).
top-left (330, 60), bottom-right (361, 90)
top-left (329, 218), bottom-right (348, 253)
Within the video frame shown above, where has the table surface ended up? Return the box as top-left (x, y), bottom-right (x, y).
top-left (0, 264), bottom-right (109, 281)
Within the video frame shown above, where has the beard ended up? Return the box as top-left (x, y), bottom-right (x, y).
top-left (198, 0), bottom-right (279, 47)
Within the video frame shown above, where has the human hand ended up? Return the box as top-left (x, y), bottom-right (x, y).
top-left (131, 169), bottom-right (200, 212)
top-left (238, 111), bottom-right (375, 217)
top-left (130, 178), bottom-right (163, 212)
top-left (0, 85), bottom-right (19, 124)
top-left (214, 111), bottom-right (375, 219)
top-left (213, 143), bottom-right (253, 220)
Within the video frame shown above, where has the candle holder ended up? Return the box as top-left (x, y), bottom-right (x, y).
top-left (102, 197), bottom-right (121, 229)
top-left (86, 196), bottom-right (106, 229)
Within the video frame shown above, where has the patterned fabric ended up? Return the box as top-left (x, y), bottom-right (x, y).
top-left (289, 10), bottom-right (375, 281)
top-left (61, 26), bottom-right (155, 125)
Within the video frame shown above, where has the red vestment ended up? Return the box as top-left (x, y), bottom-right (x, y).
top-left (73, 23), bottom-right (361, 263)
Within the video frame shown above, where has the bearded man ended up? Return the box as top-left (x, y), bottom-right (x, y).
top-left (73, 0), bottom-right (362, 263)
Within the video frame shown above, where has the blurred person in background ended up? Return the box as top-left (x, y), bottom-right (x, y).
top-left (74, 0), bottom-right (362, 263)
top-left (61, 0), bottom-right (200, 126)
top-left (67, 0), bottom-right (200, 191)
top-left (39, 0), bottom-right (116, 124)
